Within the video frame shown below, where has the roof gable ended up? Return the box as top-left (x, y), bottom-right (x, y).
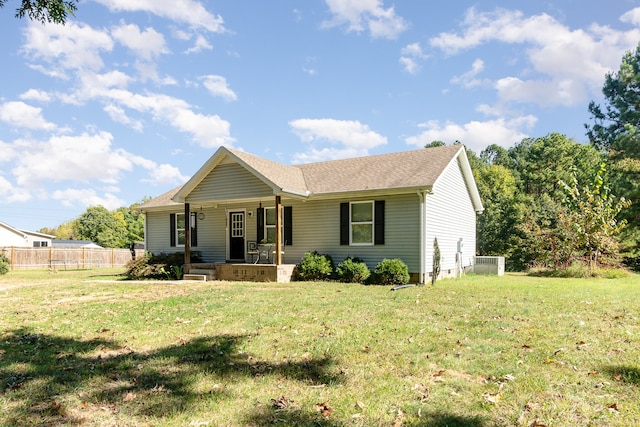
top-left (173, 146), bottom-right (308, 203)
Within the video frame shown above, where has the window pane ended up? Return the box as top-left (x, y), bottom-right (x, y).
top-left (177, 230), bottom-right (186, 245)
top-left (265, 208), bottom-right (276, 225)
top-left (266, 228), bottom-right (276, 243)
top-left (176, 214), bottom-right (185, 229)
top-left (351, 202), bottom-right (372, 222)
top-left (352, 224), bottom-right (373, 244)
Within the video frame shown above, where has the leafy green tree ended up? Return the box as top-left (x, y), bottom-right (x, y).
top-left (475, 164), bottom-right (522, 261)
top-left (514, 194), bottom-right (576, 270)
top-left (117, 200), bottom-right (148, 244)
top-left (74, 205), bottom-right (127, 248)
top-left (424, 140), bottom-right (446, 148)
top-left (507, 133), bottom-right (602, 198)
top-left (559, 163), bottom-right (632, 269)
top-left (0, 0), bottom-right (77, 24)
top-left (586, 42), bottom-right (640, 159)
top-left (586, 43), bottom-right (640, 250)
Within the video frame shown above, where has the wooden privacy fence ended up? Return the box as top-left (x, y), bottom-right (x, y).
top-left (0, 246), bottom-right (143, 271)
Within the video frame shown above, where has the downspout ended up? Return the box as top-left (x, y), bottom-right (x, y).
top-left (417, 190), bottom-right (427, 285)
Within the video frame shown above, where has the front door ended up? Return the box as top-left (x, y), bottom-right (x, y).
top-left (229, 211), bottom-right (245, 261)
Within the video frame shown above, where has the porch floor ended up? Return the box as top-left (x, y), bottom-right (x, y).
top-left (186, 263), bottom-right (296, 283)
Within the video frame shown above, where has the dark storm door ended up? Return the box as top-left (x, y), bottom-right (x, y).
top-left (229, 211), bottom-right (245, 261)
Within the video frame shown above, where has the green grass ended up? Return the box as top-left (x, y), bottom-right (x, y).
top-left (1, 269), bottom-right (639, 426)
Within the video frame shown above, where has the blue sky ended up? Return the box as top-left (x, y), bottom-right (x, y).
top-left (2, 0), bottom-right (640, 232)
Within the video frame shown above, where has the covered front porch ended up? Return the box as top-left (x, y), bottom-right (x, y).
top-left (185, 262), bottom-right (296, 282)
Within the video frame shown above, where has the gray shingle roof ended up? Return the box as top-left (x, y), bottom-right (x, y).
top-left (298, 145), bottom-right (462, 194)
top-left (139, 144), bottom-right (472, 209)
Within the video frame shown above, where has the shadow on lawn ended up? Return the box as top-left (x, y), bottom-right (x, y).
top-left (603, 365), bottom-right (640, 385)
top-left (0, 328), bottom-right (340, 425)
top-left (243, 406), bottom-right (488, 427)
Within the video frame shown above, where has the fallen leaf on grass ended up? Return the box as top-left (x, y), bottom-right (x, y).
top-left (314, 402), bottom-right (333, 418)
top-left (355, 401), bottom-right (366, 410)
top-left (412, 383), bottom-right (430, 402)
top-left (123, 392), bottom-right (136, 402)
top-left (607, 403), bottom-right (619, 412)
top-left (271, 395), bottom-right (292, 410)
top-left (482, 393), bottom-right (500, 405)
top-left (529, 420), bottom-right (547, 427)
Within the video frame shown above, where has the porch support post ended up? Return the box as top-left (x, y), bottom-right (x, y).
top-left (275, 195), bottom-right (282, 265)
top-left (184, 202), bottom-right (191, 271)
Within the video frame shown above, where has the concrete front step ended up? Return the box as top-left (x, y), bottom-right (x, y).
top-left (185, 268), bottom-right (216, 281)
top-left (183, 274), bottom-right (207, 281)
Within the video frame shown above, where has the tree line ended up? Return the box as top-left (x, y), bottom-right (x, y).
top-left (39, 201), bottom-right (149, 249)
top-left (467, 43), bottom-right (640, 272)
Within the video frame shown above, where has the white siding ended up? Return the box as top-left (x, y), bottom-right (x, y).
top-left (425, 158), bottom-right (477, 275)
top-left (0, 226), bottom-right (28, 247)
top-left (187, 163), bottom-right (273, 202)
top-left (282, 194), bottom-right (421, 273)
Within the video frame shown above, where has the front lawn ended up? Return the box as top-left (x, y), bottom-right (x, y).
top-left (1, 270), bottom-right (638, 426)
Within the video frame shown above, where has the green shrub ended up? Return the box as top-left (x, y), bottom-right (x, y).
top-left (0, 254), bottom-right (9, 275)
top-left (125, 251), bottom-right (201, 280)
top-left (371, 258), bottom-right (410, 286)
top-left (336, 257), bottom-right (370, 283)
top-left (295, 251), bottom-right (334, 281)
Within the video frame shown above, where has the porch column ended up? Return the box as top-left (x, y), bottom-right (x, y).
top-left (275, 195), bottom-right (282, 265)
top-left (184, 202), bottom-right (191, 270)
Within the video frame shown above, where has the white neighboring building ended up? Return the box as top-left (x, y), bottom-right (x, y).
top-left (0, 221), bottom-right (55, 247)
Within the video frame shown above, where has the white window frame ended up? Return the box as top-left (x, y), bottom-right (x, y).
top-left (263, 207), bottom-right (284, 244)
top-left (175, 212), bottom-right (196, 247)
top-left (350, 201), bottom-right (374, 246)
top-left (176, 213), bottom-right (186, 247)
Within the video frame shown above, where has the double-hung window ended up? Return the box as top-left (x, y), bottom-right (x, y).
top-left (340, 200), bottom-right (384, 246)
top-left (170, 212), bottom-right (197, 247)
top-left (350, 201), bottom-right (374, 245)
top-left (264, 207), bottom-right (277, 243)
top-left (176, 213), bottom-right (186, 246)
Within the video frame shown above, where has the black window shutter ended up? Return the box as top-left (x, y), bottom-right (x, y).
top-left (284, 206), bottom-right (292, 246)
top-left (170, 213), bottom-right (176, 247)
top-left (375, 200), bottom-right (385, 245)
top-left (256, 207), bottom-right (264, 243)
top-left (340, 202), bottom-right (349, 245)
top-left (191, 213), bottom-right (198, 247)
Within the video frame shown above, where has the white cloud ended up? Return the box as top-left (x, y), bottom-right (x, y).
top-left (93, 0), bottom-right (226, 33)
top-left (200, 75), bottom-right (238, 101)
top-left (23, 20), bottom-right (114, 72)
top-left (405, 116), bottom-right (537, 153)
top-left (51, 188), bottom-right (125, 210)
top-left (400, 42), bottom-right (427, 74)
top-left (111, 22), bottom-right (168, 61)
top-left (11, 132), bottom-right (134, 187)
top-left (290, 118), bottom-right (387, 163)
top-left (143, 163), bottom-right (189, 185)
top-left (0, 101), bottom-right (56, 131)
top-left (20, 89), bottom-right (52, 103)
top-left (103, 104), bottom-right (144, 131)
top-left (322, 0), bottom-right (408, 39)
top-left (430, 7), bottom-right (640, 107)
top-left (450, 58), bottom-right (485, 88)
top-left (620, 7), bottom-right (640, 25)
top-left (185, 35), bottom-right (212, 54)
